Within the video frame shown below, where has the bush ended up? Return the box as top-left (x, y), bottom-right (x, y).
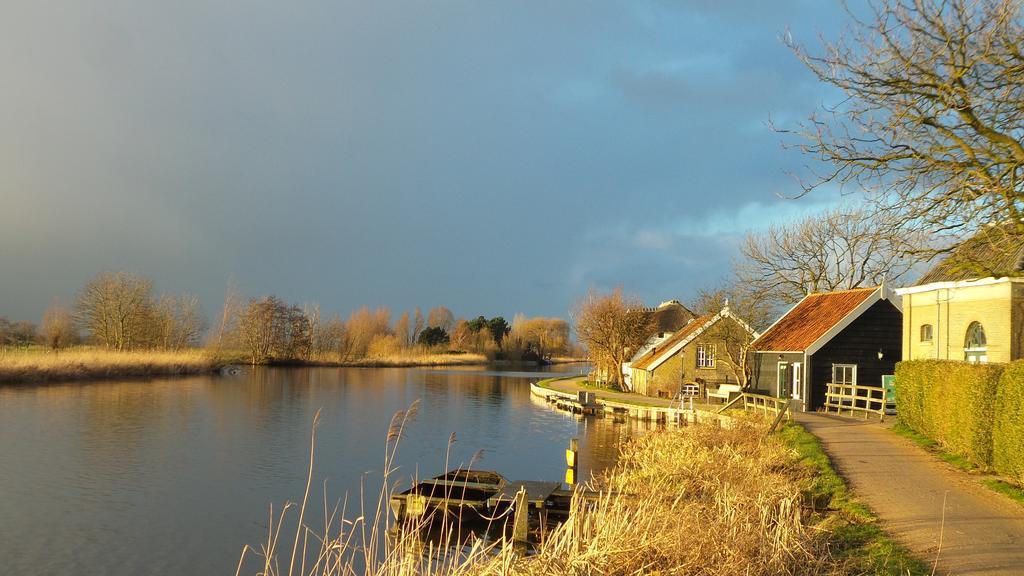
top-left (994, 361), bottom-right (1024, 483)
top-left (895, 360), bottom-right (1004, 467)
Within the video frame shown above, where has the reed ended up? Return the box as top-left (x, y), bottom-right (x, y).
top-left (0, 347), bottom-right (219, 384)
top-left (235, 411), bottom-right (869, 576)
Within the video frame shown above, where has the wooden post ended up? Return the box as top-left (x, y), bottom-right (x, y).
top-left (513, 487), bottom-right (529, 544)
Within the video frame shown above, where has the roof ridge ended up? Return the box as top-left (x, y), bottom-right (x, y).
top-left (807, 285), bottom-right (878, 297)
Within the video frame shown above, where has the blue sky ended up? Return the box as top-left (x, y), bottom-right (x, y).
top-left (0, 1), bottom-right (851, 322)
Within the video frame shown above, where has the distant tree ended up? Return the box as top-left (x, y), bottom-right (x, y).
top-left (467, 316), bottom-right (489, 333)
top-left (75, 271), bottom-right (155, 350)
top-left (782, 0), bottom-right (1024, 268)
top-left (487, 317), bottom-right (510, 347)
top-left (735, 206), bottom-right (916, 313)
top-left (412, 308), bottom-right (425, 345)
top-left (571, 288), bottom-right (655, 391)
top-left (153, 294), bottom-right (206, 349)
top-left (236, 296), bottom-right (310, 364)
top-left (417, 326), bottom-right (450, 348)
top-left (210, 280), bottom-right (242, 350)
top-left (394, 311), bottom-right (411, 349)
top-left (313, 313), bottom-right (345, 357)
top-left (344, 306), bottom-right (392, 358)
top-left (507, 315), bottom-right (570, 361)
top-left (427, 306), bottom-right (455, 333)
top-left (1, 319), bottom-right (38, 348)
top-left (40, 301), bottom-right (77, 351)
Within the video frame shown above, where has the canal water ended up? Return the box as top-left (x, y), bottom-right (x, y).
top-left (0, 364), bottom-right (656, 575)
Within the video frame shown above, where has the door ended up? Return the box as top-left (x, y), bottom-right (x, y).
top-left (777, 362), bottom-right (790, 398)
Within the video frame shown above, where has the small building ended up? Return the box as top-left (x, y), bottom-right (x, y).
top-left (626, 306), bottom-right (758, 398)
top-left (594, 299), bottom-right (696, 386)
top-left (749, 285), bottom-right (902, 412)
top-left (896, 226), bottom-right (1024, 363)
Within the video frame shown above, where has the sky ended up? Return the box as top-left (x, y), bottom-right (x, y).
top-left (0, 0), bottom-right (853, 323)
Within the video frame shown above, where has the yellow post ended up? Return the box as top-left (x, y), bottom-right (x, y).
top-left (565, 438), bottom-right (578, 486)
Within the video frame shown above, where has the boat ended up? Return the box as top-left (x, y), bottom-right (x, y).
top-left (390, 470), bottom-right (508, 523)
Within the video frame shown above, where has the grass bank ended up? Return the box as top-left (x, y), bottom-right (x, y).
top-left (0, 347), bottom-right (222, 385)
top-left (239, 412), bottom-right (926, 575)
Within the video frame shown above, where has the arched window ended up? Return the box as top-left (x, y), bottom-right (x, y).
top-left (920, 324), bottom-right (933, 342)
top-left (964, 322), bottom-right (987, 363)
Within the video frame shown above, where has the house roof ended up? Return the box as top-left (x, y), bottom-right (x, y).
top-left (643, 300), bottom-right (696, 334)
top-left (750, 287), bottom-right (881, 353)
top-left (630, 314), bottom-right (714, 371)
top-left (916, 223), bottom-right (1024, 285)
top-left (629, 308), bottom-right (758, 372)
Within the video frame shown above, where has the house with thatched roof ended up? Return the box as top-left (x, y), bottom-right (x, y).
top-left (896, 224), bottom-right (1024, 363)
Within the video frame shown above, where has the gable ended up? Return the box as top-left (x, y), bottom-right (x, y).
top-left (631, 310), bottom-right (757, 372)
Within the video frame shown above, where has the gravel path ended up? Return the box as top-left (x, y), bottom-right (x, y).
top-left (796, 411), bottom-right (1024, 575)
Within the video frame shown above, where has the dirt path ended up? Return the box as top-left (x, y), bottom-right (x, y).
top-left (795, 411), bottom-right (1024, 575)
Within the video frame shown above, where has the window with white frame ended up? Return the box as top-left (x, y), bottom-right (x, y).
top-left (832, 364), bottom-right (857, 386)
top-left (920, 324), bottom-right (933, 343)
top-left (696, 344), bottom-right (716, 368)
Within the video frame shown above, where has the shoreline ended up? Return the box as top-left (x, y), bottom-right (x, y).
top-left (0, 349), bottom-right (587, 386)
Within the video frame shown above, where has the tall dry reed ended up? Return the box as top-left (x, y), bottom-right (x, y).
top-left (0, 347), bottom-right (219, 384)
top-left (236, 410), bottom-right (846, 576)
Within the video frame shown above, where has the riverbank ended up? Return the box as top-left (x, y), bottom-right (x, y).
top-left (0, 348), bottom-right (223, 385)
top-left (0, 347), bottom-right (585, 385)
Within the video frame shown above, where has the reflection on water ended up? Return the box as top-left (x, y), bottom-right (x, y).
top-left (0, 364), bottom-right (654, 576)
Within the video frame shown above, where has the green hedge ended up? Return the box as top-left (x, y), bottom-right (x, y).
top-left (994, 361), bottom-right (1024, 482)
top-left (895, 360), bottom-right (1004, 467)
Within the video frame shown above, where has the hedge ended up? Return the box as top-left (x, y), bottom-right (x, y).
top-left (994, 361), bottom-right (1024, 483)
top-left (895, 360), bottom-right (1004, 467)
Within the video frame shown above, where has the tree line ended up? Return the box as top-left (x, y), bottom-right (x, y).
top-left (0, 271), bottom-right (575, 365)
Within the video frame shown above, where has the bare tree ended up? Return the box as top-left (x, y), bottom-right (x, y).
top-left (40, 301), bottom-right (76, 351)
top-left (691, 288), bottom-right (762, 389)
top-left (235, 296), bottom-right (310, 364)
top-left (571, 288), bottom-right (656, 391)
top-left (412, 308), bottom-right (424, 345)
top-left (735, 206), bottom-right (916, 311)
top-left (75, 272), bottom-right (155, 350)
top-left (427, 306), bottom-right (455, 333)
top-left (210, 280), bottom-right (243, 350)
top-left (394, 311), bottom-right (411, 349)
top-left (153, 294), bottom-right (206, 349)
top-left (782, 0), bottom-right (1024, 268)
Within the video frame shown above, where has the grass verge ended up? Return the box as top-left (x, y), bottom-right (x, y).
top-left (780, 422), bottom-right (930, 575)
top-left (892, 421), bottom-right (1024, 507)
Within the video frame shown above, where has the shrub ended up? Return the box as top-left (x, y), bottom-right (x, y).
top-left (994, 361), bottom-right (1024, 483)
top-left (895, 360), bottom-right (1004, 467)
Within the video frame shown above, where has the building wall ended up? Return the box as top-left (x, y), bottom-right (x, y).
top-left (902, 281), bottom-right (1015, 363)
top-left (809, 299), bottom-right (902, 409)
top-left (752, 352), bottom-right (804, 399)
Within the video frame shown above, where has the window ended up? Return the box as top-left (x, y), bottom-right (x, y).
top-left (696, 344), bottom-right (716, 368)
top-left (833, 364), bottom-right (857, 386)
top-left (920, 324), bottom-right (933, 343)
top-left (965, 321), bottom-right (988, 363)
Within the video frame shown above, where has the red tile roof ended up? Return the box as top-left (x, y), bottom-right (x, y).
top-left (750, 287), bottom-right (878, 352)
top-left (630, 314), bottom-right (714, 371)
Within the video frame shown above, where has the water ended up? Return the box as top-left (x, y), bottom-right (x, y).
top-left (0, 364), bottom-right (654, 575)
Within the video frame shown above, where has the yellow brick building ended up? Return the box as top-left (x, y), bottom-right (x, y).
top-left (897, 226), bottom-right (1024, 363)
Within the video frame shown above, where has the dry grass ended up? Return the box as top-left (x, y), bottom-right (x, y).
top-left (303, 352), bottom-right (490, 368)
top-left (237, 412), bottom-right (860, 576)
top-left (0, 347), bottom-right (220, 384)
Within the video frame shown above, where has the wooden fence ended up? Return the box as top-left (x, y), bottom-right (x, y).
top-left (717, 392), bottom-right (791, 433)
top-left (823, 383), bottom-right (886, 421)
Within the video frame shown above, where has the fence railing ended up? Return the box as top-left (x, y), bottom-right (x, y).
top-left (823, 383), bottom-right (886, 421)
top-left (717, 392), bottom-right (791, 432)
